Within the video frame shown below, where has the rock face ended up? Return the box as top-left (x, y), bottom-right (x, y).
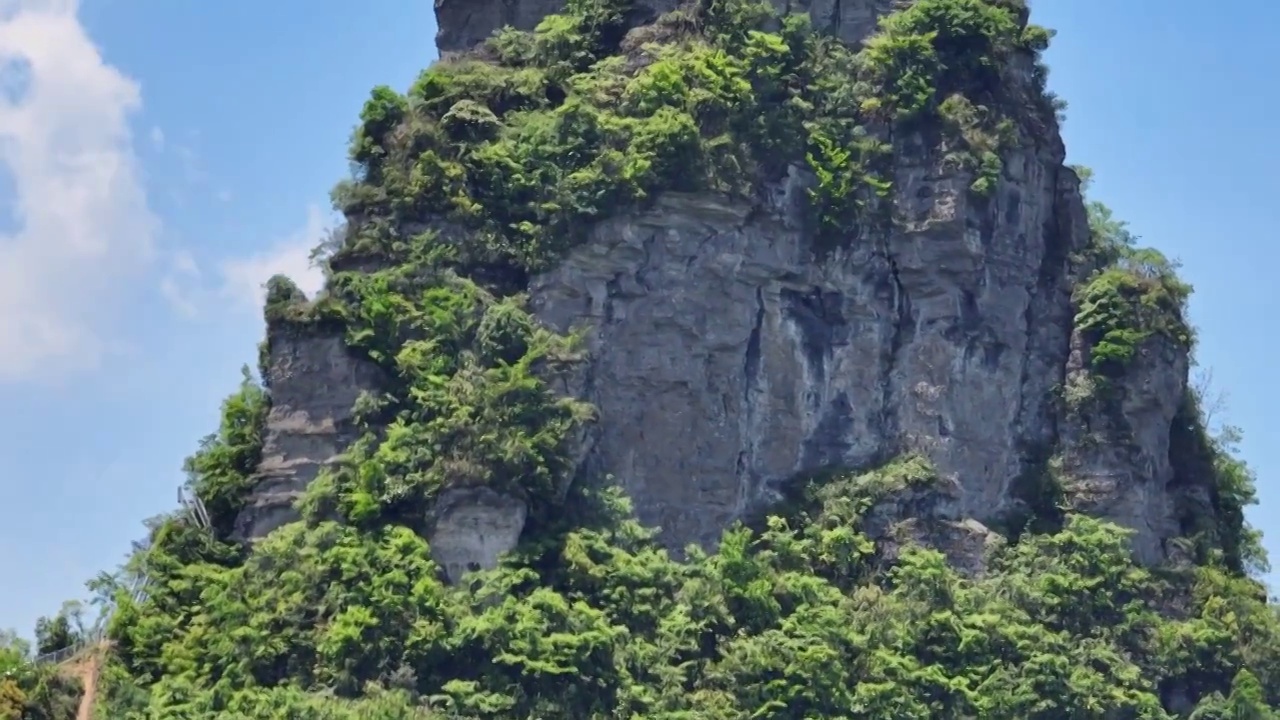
top-left (530, 136), bottom-right (1086, 556)
top-left (238, 0), bottom-right (1210, 577)
top-left (1058, 333), bottom-right (1190, 564)
top-left (434, 0), bottom-right (895, 55)
top-left (234, 323), bottom-right (383, 541)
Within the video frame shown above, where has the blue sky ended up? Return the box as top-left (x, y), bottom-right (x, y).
top-left (0, 0), bottom-right (1275, 638)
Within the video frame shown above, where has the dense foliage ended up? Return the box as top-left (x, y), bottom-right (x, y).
top-left (6, 0), bottom-right (1276, 718)
top-left (91, 469), bottom-right (1280, 719)
top-left (329, 0), bottom-right (1052, 273)
top-left (1062, 169), bottom-right (1266, 577)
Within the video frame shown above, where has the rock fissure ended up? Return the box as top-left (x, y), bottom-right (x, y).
top-left (879, 239), bottom-right (910, 457)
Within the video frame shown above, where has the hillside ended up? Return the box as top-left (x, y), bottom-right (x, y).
top-left (28, 0), bottom-right (1280, 718)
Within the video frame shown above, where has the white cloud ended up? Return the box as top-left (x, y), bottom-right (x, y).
top-left (0, 0), bottom-right (158, 382)
top-left (219, 203), bottom-right (329, 311)
top-left (148, 125), bottom-right (163, 151)
top-left (171, 248), bottom-right (199, 277)
top-left (156, 205), bottom-right (333, 320)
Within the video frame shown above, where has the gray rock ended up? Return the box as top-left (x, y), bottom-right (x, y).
top-left (860, 470), bottom-right (1004, 577)
top-left (233, 323), bottom-right (383, 541)
top-left (1058, 332), bottom-right (1190, 565)
top-left (426, 486), bottom-right (529, 583)
top-left (234, 0), bottom-right (1211, 575)
top-left (529, 126), bottom-right (1088, 556)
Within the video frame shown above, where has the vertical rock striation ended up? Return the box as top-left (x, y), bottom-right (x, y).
top-left (1058, 332), bottom-right (1191, 565)
top-left (529, 122), bottom-right (1088, 562)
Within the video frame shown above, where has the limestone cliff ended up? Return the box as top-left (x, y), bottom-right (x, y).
top-left (236, 0), bottom-right (1220, 579)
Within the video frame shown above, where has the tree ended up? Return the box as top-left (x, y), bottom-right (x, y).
top-left (33, 601), bottom-right (84, 656)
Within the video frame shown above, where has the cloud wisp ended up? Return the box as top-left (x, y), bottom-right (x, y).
top-left (157, 201), bottom-right (333, 324)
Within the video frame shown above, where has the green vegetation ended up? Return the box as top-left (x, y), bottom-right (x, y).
top-left (1170, 386), bottom-right (1269, 578)
top-left (5, 0), bottom-right (1276, 718)
top-left (87, 466), bottom-right (1280, 718)
top-left (1071, 166), bottom-right (1194, 377)
top-left (1074, 259), bottom-right (1191, 373)
top-left (1063, 168), bottom-right (1266, 586)
top-left (311, 262), bottom-right (593, 527)
top-left (1072, 234), bottom-right (1193, 377)
top-left (331, 0), bottom-right (1050, 269)
top-left (182, 366), bottom-right (269, 539)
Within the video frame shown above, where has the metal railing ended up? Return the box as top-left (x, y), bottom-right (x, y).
top-left (29, 584), bottom-right (143, 667)
top-left (178, 487), bottom-right (212, 530)
top-left (30, 570), bottom-right (154, 667)
top-left (32, 641), bottom-right (88, 665)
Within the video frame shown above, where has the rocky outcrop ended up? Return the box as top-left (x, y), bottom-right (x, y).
top-left (423, 0), bottom-right (1209, 570)
top-left (234, 0), bottom-right (1208, 574)
top-left (234, 322), bottom-right (383, 541)
top-left (238, 316), bottom-right (533, 580)
top-left (426, 487), bottom-right (530, 582)
top-left (434, 0), bottom-right (895, 55)
top-left (1058, 332), bottom-right (1190, 565)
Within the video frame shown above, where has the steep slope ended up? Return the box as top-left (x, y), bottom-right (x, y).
top-left (0, 650), bottom-right (86, 720)
top-left (85, 0), bottom-right (1279, 718)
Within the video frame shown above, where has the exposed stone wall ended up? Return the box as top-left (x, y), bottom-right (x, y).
top-left (233, 323), bottom-right (383, 541)
top-left (426, 487), bottom-right (530, 583)
top-left (1058, 332), bottom-right (1190, 564)
top-left (529, 122), bottom-right (1089, 555)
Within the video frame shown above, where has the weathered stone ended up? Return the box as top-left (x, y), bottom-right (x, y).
top-left (1058, 332), bottom-right (1190, 565)
top-left (234, 323), bottom-right (383, 541)
top-left (427, 486), bottom-right (529, 583)
top-left (860, 470), bottom-right (1003, 576)
top-left (776, 0), bottom-right (897, 45)
top-left (889, 517), bottom-right (1004, 577)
